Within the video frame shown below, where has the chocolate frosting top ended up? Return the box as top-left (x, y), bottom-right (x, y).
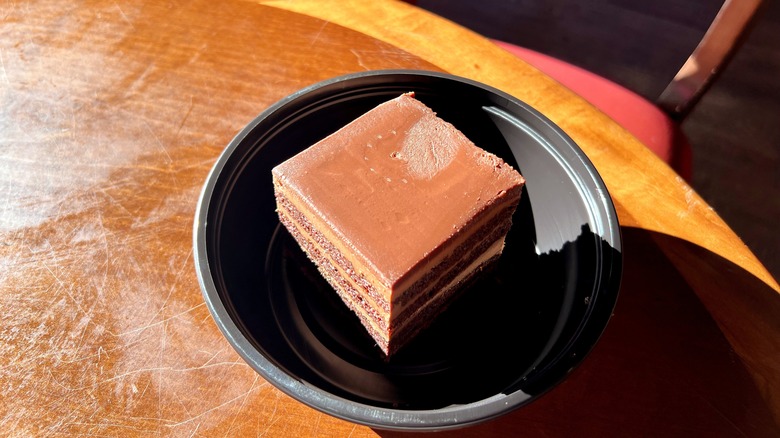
top-left (273, 94), bottom-right (524, 287)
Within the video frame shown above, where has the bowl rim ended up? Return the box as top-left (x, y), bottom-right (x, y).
top-left (193, 69), bottom-right (622, 431)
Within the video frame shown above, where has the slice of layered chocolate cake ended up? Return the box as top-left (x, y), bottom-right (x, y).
top-left (272, 93), bottom-right (525, 356)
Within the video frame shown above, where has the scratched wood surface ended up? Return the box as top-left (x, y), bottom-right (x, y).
top-left (1, 0), bottom-right (778, 436)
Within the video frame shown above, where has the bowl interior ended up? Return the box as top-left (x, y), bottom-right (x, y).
top-left (196, 71), bottom-right (621, 429)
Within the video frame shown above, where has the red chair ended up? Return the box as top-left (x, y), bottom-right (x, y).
top-left (493, 41), bottom-right (692, 179)
top-left (490, 0), bottom-right (763, 181)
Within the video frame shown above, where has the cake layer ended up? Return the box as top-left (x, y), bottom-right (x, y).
top-left (277, 171), bottom-right (520, 309)
top-left (275, 188), bottom-right (389, 314)
top-left (391, 199), bottom-right (518, 310)
top-left (276, 186), bottom-right (515, 351)
top-left (390, 218), bottom-right (512, 329)
top-left (387, 240), bottom-right (505, 356)
top-left (276, 195), bottom-right (389, 331)
top-left (277, 183), bottom-right (517, 324)
top-left (391, 186), bottom-right (521, 299)
top-left (280, 199), bottom-right (508, 355)
top-left (277, 205), bottom-right (389, 345)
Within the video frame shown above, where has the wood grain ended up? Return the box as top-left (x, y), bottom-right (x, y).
top-left (0, 1), bottom-right (433, 436)
top-left (1, 0), bottom-right (778, 435)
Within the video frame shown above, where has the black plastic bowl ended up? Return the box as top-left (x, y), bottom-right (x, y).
top-left (194, 70), bottom-right (622, 430)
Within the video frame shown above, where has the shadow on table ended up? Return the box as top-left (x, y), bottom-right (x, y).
top-left (374, 226), bottom-right (780, 437)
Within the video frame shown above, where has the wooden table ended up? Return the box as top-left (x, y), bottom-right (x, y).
top-left (2, 0), bottom-right (778, 435)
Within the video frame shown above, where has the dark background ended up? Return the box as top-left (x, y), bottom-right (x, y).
top-left (416, 0), bottom-right (780, 281)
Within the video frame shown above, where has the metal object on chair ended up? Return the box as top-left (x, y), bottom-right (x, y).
top-left (658, 0), bottom-right (763, 120)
